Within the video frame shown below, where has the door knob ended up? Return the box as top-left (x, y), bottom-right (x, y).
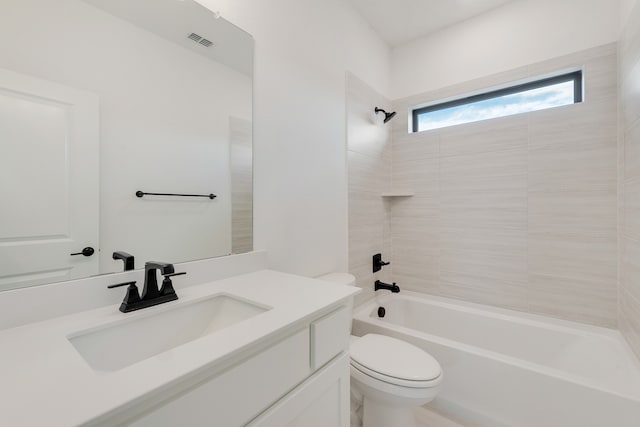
top-left (70, 247), bottom-right (95, 257)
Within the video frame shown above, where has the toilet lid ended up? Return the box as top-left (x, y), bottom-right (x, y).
top-left (350, 334), bottom-right (441, 384)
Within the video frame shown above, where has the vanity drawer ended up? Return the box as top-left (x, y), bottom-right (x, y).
top-left (126, 328), bottom-right (310, 427)
top-left (310, 306), bottom-right (350, 370)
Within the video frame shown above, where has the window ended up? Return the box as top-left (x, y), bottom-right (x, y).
top-left (412, 70), bottom-right (583, 133)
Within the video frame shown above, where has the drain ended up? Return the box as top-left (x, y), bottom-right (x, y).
top-left (378, 306), bottom-right (386, 318)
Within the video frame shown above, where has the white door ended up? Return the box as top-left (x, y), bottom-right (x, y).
top-left (0, 68), bottom-right (99, 291)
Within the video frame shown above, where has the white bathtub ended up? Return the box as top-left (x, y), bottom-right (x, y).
top-left (352, 292), bottom-right (640, 427)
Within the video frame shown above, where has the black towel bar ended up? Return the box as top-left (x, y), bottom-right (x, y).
top-left (136, 191), bottom-right (216, 200)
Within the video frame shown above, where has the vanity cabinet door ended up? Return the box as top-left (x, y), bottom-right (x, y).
top-left (247, 353), bottom-right (350, 427)
top-left (310, 307), bottom-right (350, 370)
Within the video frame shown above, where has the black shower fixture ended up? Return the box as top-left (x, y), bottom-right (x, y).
top-left (375, 107), bottom-right (397, 124)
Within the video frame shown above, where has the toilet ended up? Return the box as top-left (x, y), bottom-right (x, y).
top-left (318, 273), bottom-right (442, 427)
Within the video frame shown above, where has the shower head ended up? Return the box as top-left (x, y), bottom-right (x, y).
top-left (375, 107), bottom-right (397, 124)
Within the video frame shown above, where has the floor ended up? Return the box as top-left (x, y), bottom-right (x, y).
top-left (414, 406), bottom-right (468, 427)
top-left (352, 392), bottom-right (467, 427)
top-left (415, 407), bottom-right (471, 427)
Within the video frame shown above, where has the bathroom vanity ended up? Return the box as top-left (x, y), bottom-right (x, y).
top-left (0, 269), bottom-right (358, 427)
top-left (0, 2), bottom-right (357, 425)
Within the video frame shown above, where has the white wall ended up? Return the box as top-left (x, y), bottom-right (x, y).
top-left (196, 0), bottom-right (391, 276)
top-left (621, 0), bottom-right (640, 29)
top-left (391, 0), bottom-right (621, 99)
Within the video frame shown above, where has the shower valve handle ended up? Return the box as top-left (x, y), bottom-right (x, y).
top-left (373, 253), bottom-right (390, 273)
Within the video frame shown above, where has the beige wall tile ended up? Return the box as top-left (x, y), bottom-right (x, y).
top-left (624, 120), bottom-right (640, 181)
top-left (440, 192), bottom-right (527, 230)
top-left (620, 289), bottom-right (640, 358)
top-left (440, 227), bottom-right (526, 255)
top-left (621, 1), bottom-right (640, 359)
top-left (391, 249), bottom-right (440, 283)
top-left (349, 192), bottom-right (385, 270)
top-left (583, 52), bottom-right (618, 104)
top-left (624, 180), bottom-right (640, 240)
top-left (440, 250), bottom-right (527, 286)
top-left (386, 45), bottom-right (618, 326)
top-left (393, 131), bottom-right (440, 162)
top-left (527, 100), bottom-right (617, 148)
top-left (438, 278), bottom-right (529, 313)
top-left (394, 273), bottom-right (440, 295)
top-left (528, 233), bottom-right (617, 283)
top-left (527, 273), bottom-right (617, 327)
top-left (348, 150), bottom-right (390, 194)
top-left (390, 216), bottom-right (440, 255)
top-left (528, 191), bottom-right (617, 237)
top-left (347, 74), bottom-right (393, 306)
top-left (622, 237), bottom-right (640, 303)
top-left (528, 131), bottom-right (617, 193)
top-left (349, 191), bottom-right (385, 228)
top-left (392, 157), bottom-right (439, 195)
top-left (348, 45), bottom-right (620, 329)
top-left (230, 117), bottom-right (253, 255)
top-left (439, 115), bottom-right (527, 158)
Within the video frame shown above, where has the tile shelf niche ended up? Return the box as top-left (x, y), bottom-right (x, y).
top-left (381, 191), bottom-right (414, 197)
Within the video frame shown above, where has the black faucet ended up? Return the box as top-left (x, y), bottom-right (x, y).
top-left (375, 280), bottom-right (400, 293)
top-left (142, 262), bottom-right (174, 300)
top-left (112, 251), bottom-right (135, 271)
top-left (108, 261), bottom-right (186, 313)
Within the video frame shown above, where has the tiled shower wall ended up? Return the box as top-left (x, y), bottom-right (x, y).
top-left (620, 2), bottom-right (640, 357)
top-left (388, 44), bottom-right (619, 327)
top-left (347, 73), bottom-right (393, 305)
top-left (230, 117), bottom-right (253, 254)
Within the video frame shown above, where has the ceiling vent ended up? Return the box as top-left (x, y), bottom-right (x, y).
top-left (187, 33), bottom-right (213, 48)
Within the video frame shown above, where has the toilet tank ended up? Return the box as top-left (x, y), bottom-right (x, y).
top-left (316, 273), bottom-right (356, 332)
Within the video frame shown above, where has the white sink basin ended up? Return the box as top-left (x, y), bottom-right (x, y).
top-left (68, 294), bottom-right (270, 372)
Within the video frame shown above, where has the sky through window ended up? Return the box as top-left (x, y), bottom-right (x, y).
top-left (415, 80), bottom-right (577, 132)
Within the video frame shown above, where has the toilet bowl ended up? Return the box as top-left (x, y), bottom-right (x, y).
top-left (318, 273), bottom-right (443, 427)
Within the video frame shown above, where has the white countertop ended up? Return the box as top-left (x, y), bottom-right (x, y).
top-left (0, 270), bottom-right (358, 427)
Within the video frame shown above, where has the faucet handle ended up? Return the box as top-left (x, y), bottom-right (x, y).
top-left (107, 280), bottom-right (137, 289)
top-left (164, 272), bottom-right (186, 278)
top-left (372, 253), bottom-right (390, 273)
top-left (160, 272), bottom-right (186, 297)
top-left (108, 281), bottom-right (141, 312)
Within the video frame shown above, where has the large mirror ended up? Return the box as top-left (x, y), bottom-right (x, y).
top-left (0, 0), bottom-right (253, 291)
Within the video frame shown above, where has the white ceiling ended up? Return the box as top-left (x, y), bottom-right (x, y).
top-left (348, 0), bottom-right (515, 47)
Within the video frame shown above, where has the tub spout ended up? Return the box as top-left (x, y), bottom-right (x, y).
top-left (375, 280), bottom-right (400, 293)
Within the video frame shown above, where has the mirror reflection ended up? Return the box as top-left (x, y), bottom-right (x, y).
top-left (0, 0), bottom-right (253, 291)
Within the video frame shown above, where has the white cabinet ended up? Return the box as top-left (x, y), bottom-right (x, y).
top-left (117, 303), bottom-right (352, 427)
top-left (310, 307), bottom-right (350, 370)
top-left (125, 328), bottom-right (310, 427)
top-left (248, 354), bottom-right (350, 427)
